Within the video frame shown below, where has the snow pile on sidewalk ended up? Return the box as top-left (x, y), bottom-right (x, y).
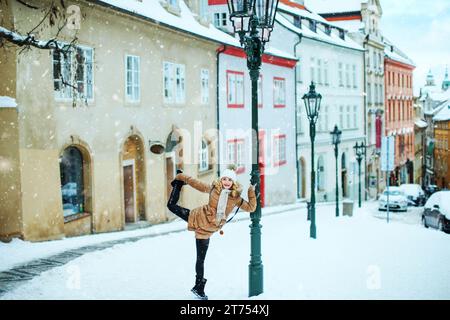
top-left (2, 202), bottom-right (450, 300)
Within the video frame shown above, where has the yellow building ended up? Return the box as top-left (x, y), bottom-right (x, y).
top-left (433, 103), bottom-right (450, 189)
top-left (0, 0), bottom-right (229, 241)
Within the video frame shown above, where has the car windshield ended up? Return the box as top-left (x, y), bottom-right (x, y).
top-left (383, 190), bottom-right (403, 196)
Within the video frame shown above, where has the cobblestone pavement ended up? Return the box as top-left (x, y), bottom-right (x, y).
top-left (0, 228), bottom-right (186, 297)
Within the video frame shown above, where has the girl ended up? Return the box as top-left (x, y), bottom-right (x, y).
top-left (167, 165), bottom-right (257, 300)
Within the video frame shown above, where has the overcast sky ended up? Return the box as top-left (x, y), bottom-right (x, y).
top-left (379, 0), bottom-right (450, 95)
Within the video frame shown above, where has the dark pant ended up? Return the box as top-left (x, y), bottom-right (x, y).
top-left (195, 239), bottom-right (210, 280)
top-left (167, 182), bottom-right (210, 279)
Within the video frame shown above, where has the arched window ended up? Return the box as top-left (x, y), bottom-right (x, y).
top-left (60, 146), bottom-right (85, 217)
top-left (317, 155), bottom-right (325, 191)
top-left (199, 138), bottom-right (209, 172)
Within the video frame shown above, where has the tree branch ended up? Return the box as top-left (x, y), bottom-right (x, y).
top-left (0, 25), bottom-right (75, 53)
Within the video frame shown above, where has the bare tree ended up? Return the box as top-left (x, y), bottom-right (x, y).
top-left (0, 0), bottom-right (87, 106)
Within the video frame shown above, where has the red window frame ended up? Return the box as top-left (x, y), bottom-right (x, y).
top-left (273, 134), bottom-right (287, 167)
top-left (226, 70), bottom-right (245, 108)
top-left (226, 138), bottom-right (246, 174)
top-left (273, 77), bottom-right (286, 108)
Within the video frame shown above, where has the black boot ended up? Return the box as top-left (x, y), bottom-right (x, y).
top-left (171, 169), bottom-right (186, 187)
top-left (191, 277), bottom-right (208, 300)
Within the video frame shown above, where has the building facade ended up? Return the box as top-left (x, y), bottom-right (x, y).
top-left (384, 41), bottom-right (415, 186)
top-left (0, 0), bottom-right (235, 241)
top-left (308, 0), bottom-right (386, 198)
top-left (433, 103), bottom-right (450, 189)
top-left (269, 0), bottom-right (366, 203)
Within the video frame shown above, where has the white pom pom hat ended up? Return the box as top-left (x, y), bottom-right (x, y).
top-left (220, 168), bottom-right (237, 182)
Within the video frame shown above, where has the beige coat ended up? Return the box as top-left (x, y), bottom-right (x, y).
top-left (175, 173), bottom-right (257, 239)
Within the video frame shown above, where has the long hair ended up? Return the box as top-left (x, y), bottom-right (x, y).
top-left (212, 177), bottom-right (242, 198)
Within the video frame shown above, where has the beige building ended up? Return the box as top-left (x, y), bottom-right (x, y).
top-left (0, 0), bottom-right (229, 241)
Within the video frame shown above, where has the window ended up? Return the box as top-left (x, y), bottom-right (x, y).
top-left (53, 46), bottom-right (93, 100)
top-left (325, 25), bottom-right (331, 35)
top-left (310, 57), bottom-right (315, 83)
top-left (227, 71), bottom-right (245, 108)
top-left (346, 105), bottom-right (351, 129)
top-left (126, 55), bottom-right (140, 102)
top-left (294, 16), bottom-right (301, 28)
top-left (227, 139), bottom-right (245, 173)
top-left (60, 146), bottom-right (86, 218)
top-left (353, 105), bottom-right (357, 128)
top-left (309, 20), bottom-right (316, 32)
top-left (338, 62), bottom-right (343, 87)
top-left (317, 59), bottom-right (322, 85)
top-left (213, 12), bottom-right (227, 28)
top-left (199, 139), bottom-right (209, 172)
top-left (164, 61), bottom-right (185, 104)
top-left (367, 83), bottom-right (372, 104)
top-left (345, 64), bottom-right (350, 88)
top-left (273, 134), bottom-right (286, 167)
top-left (258, 74), bottom-right (263, 108)
top-left (273, 77), bottom-right (286, 108)
top-left (324, 60), bottom-right (329, 86)
top-left (339, 106), bottom-right (344, 128)
top-left (201, 69), bottom-right (209, 105)
top-left (317, 155), bottom-right (325, 191)
top-left (352, 65), bottom-right (357, 88)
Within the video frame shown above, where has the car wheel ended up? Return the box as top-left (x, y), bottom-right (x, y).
top-left (422, 217), bottom-right (428, 228)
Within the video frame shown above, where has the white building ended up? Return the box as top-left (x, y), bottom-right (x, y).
top-left (208, 2), bottom-right (298, 207)
top-left (269, 0), bottom-right (366, 203)
top-left (306, 0), bottom-right (386, 199)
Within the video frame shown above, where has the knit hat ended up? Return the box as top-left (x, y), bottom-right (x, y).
top-left (220, 164), bottom-right (237, 182)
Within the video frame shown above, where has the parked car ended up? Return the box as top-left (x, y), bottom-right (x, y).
top-left (378, 187), bottom-right (408, 212)
top-left (424, 184), bottom-right (440, 198)
top-left (399, 184), bottom-right (426, 206)
top-left (422, 191), bottom-right (450, 233)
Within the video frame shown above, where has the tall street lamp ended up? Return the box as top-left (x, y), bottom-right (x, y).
top-left (353, 141), bottom-right (367, 208)
top-left (302, 82), bottom-right (322, 239)
top-left (330, 125), bottom-right (342, 217)
top-left (227, 0), bottom-right (279, 297)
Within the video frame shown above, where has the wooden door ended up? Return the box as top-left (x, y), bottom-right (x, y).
top-left (123, 164), bottom-right (135, 223)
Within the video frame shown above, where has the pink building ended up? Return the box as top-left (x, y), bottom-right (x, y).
top-left (384, 41), bottom-right (415, 185)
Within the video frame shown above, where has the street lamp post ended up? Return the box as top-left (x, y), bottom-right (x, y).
top-left (227, 0), bottom-right (279, 297)
top-left (330, 125), bottom-right (342, 217)
top-left (302, 82), bottom-right (322, 239)
top-left (353, 141), bottom-right (367, 208)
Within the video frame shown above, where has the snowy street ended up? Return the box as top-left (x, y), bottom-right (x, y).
top-left (1, 201), bottom-right (449, 300)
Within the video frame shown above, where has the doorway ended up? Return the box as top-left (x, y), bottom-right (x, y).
top-left (123, 159), bottom-right (137, 223)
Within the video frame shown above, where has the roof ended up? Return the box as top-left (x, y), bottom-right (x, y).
top-left (93, 0), bottom-right (295, 61)
top-left (433, 101), bottom-right (450, 122)
top-left (276, 12), bottom-right (364, 51)
top-left (383, 39), bottom-right (415, 68)
top-left (425, 99), bottom-right (449, 116)
top-left (304, 0), bottom-right (366, 14)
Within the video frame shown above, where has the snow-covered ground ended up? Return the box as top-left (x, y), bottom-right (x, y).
top-left (2, 202), bottom-right (450, 300)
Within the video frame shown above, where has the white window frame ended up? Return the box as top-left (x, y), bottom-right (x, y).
top-left (199, 139), bottom-right (209, 172)
top-left (125, 55), bottom-right (140, 103)
top-left (53, 45), bottom-right (94, 101)
top-left (273, 77), bottom-right (286, 107)
top-left (338, 62), bottom-right (343, 87)
top-left (164, 61), bottom-right (185, 104)
top-left (352, 64), bottom-right (357, 88)
top-left (201, 69), bottom-right (209, 105)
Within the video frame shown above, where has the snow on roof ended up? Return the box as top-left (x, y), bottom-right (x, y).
top-left (414, 119), bottom-right (427, 128)
top-left (425, 99), bottom-right (449, 116)
top-left (384, 39), bottom-right (415, 67)
top-left (433, 101), bottom-right (450, 122)
top-left (96, 0), bottom-right (295, 61)
top-left (276, 13), bottom-right (364, 51)
top-left (0, 96), bottom-right (17, 108)
top-left (304, 0), bottom-right (366, 14)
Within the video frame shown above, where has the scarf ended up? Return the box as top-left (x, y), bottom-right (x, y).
top-left (216, 188), bottom-right (231, 226)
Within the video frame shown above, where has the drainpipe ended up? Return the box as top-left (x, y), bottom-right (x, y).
top-left (216, 45), bottom-right (227, 178)
top-left (294, 34), bottom-right (303, 199)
